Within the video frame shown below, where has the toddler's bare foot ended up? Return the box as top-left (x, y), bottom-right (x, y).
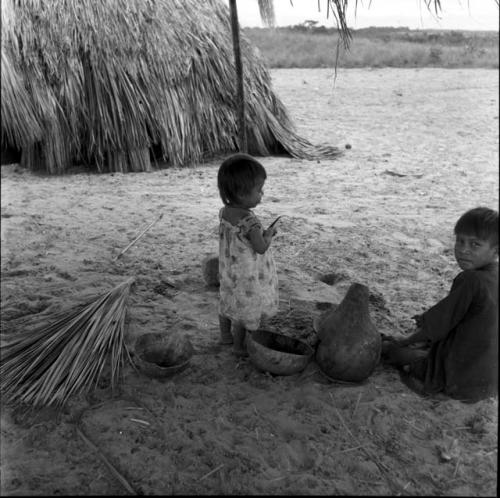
top-left (232, 347), bottom-right (248, 358)
top-left (219, 315), bottom-right (233, 345)
top-left (219, 336), bottom-right (233, 345)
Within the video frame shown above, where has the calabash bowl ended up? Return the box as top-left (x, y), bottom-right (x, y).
top-left (247, 329), bottom-right (314, 376)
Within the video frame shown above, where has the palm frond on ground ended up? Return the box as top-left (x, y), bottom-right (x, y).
top-left (0, 279), bottom-right (134, 409)
top-left (1, 0), bottom-right (341, 175)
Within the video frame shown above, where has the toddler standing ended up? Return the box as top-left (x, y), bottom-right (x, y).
top-left (217, 153), bottom-right (279, 356)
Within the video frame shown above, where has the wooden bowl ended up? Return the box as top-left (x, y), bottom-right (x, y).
top-left (133, 332), bottom-right (193, 379)
top-left (247, 329), bottom-right (314, 376)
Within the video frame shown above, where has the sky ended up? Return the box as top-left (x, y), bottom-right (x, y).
top-left (226, 0), bottom-right (499, 31)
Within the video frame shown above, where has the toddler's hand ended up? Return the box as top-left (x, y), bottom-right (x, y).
top-left (263, 226), bottom-right (277, 239)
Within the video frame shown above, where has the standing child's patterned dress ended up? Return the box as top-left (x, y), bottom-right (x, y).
top-left (218, 208), bottom-right (279, 330)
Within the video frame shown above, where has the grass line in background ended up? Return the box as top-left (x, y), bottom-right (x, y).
top-left (244, 26), bottom-right (499, 69)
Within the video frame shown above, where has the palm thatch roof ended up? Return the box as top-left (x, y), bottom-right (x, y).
top-left (1, 0), bottom-right (342, 174)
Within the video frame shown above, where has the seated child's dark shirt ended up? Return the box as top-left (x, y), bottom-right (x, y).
top-left (411, 262), bottom-right (498, 402)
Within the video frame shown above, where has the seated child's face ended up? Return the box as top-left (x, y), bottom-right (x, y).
top-left (454, 232), bottom-right (498, 271)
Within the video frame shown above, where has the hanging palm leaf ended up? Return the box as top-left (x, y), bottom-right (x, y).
top-left (0, 278), bottom-right (134, 409)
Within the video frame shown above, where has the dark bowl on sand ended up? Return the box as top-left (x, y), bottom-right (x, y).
top-left (133, 332), bottom-right (193, 379)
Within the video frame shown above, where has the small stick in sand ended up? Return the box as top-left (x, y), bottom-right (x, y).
top-left (114, 213), bottom-right (163, 260)
top-left (334, 409), bottom-right (405, 494)
top-left (199, 464), bottom-right (225, 481)
top-left (403, 418), bottom-right (426, 433)
top-left (332, 445), bottom-right (365, 454)
top-left (129, 418), bottom-right (150, 426)
top-left (299, 367), bottom-right (320, 381)
top-left (335, 409), bottom-right (379, 462)
top-left (352, 392), bottom-right (362, 417)
top-left (76, 426), bottom-right (136, 495)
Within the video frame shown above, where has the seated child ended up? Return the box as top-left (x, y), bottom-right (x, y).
top-left (383, 207), bottom-right (498, 403)
top-left (216, 153), bottom-right (279, 357)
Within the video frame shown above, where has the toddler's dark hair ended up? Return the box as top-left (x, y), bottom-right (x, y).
top-left (454, 207), bottom-right (498, 246)
top-left (217, 153), bottom-right (266, 205)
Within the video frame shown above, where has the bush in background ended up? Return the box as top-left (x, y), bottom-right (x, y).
top-left (244, 26), bottom-right (499, 69)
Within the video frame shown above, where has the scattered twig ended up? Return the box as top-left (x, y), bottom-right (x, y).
top-left (76, 426), bottom-right (136, 495)
top-left (119, 394), bottom-right (167, 441)
top-left (352, 392), bottom-right (362, 417)
top-left (114, 213), bottom-right (163, 260)
top-left (335, 409), bottom-right (388, 471)
top-left (482, 449), bottom-right (497, 456)
top-left (395, 480), bottom-right (413, 496)
top-left (334, 409), bottom-right (405, 494)
top-left (333, 445), bottom-right (365, 454)
top-left (199, 464), bottom-right (225, 481)
top-left (358, 478), bottom-right (384, 485)
top-left (383, 169), bottom-right (407, 177)
top-left (323, 372), bottom-right (359, 386)
top-left (162, 278), bottom-right (178, 289)
top-left (130, 418), bottom-right (150, 426)
top-left (403, 418), bottom-right (426, 433)
top-left (452, 456), bottom-right (461, 478)
top-left (299, 369), bottom-right (320, 381)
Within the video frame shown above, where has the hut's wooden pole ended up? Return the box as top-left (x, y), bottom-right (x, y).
top-left (229, 0), bottom-right (247, 153)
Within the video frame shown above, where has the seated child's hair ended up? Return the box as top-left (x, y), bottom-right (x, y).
top-left (454, 207), bottom-right (499, 246)
top-left (217, 153), bottom-right (267, 205)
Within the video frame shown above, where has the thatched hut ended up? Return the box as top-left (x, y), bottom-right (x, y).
top-left (1, 0), bottom-right (342, 174)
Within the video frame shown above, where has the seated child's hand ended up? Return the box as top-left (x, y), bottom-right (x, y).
top-left (386, 327), bottom-right (426, 348)
top-left (382, 333), bottom-right (410, 347)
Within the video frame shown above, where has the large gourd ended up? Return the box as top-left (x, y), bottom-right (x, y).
top-left (315, 283), bottom-right (381, 382)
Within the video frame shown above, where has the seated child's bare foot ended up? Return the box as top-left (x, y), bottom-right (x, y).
top-left (399, 369), bottom-right (426, 396)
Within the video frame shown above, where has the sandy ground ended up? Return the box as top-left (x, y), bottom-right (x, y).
top-left (1, 68), bottom-right (498, 495)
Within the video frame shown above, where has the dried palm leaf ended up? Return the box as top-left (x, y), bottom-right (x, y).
top-left (0, 278), bottom-right (134, 409)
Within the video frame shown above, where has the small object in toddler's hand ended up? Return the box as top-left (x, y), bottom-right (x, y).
top-left (267, 216), bottom-right (281, 231)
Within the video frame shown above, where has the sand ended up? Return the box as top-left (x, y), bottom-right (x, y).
top-left (1, 68), bottom-right (498, 495)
